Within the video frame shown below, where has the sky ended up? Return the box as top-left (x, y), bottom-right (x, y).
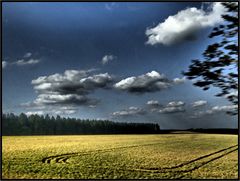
top-left (2, 2), bottom-right (238, 129)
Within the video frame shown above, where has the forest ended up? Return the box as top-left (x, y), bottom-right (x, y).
top-left (2, 113), bottom-right (160, 135)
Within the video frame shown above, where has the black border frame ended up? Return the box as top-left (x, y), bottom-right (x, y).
top-left (0, 1), bottom-right (239, 180)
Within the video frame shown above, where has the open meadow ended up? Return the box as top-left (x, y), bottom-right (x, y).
top-left (2, 134), bottom-right (238, 179)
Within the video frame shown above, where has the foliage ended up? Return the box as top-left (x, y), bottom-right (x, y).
top-left (2, 113), bottom-right (160, 135)
top-left (2, 134), bottom-right (238, 179)
top-left (183, 2), bottom-right (238, 115)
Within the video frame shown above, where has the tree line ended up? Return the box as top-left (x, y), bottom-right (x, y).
top-left (2, 113), bottom-right (160, 135)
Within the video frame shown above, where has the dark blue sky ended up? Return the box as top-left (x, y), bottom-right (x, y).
top-left (2, 2), bottom-right (237, 129)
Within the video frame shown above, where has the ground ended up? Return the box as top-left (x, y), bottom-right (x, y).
top-left (2, 134), bottom-right (238, 179)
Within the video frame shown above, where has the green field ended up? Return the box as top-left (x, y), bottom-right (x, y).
top-left (2, 134), bottom-right (238, 179)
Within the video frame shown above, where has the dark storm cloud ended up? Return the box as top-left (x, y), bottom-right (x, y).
top-left (31, 69), bottom-right (113, 107)
top-left (114, 70), bottom-right (184, 94)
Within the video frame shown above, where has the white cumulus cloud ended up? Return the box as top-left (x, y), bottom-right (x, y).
top-left (101, 55), bottom-right (117, 65)
top-left (147, 100), bottom-right (160, 106)
top-left (15, 59), bottom-right (40, 66)
top-left (166, 101), bottom-right (185, 107)
top-left (26, 111), bottom-right (44, 116)
top-left (158, 101), bottom-right (185, 114)
top-left (173, 77), bottom-right (186, 84)
top-left (191, 104), bottom-right (238, 118)
top-left (146, 2), bottom-right (226, 45)
top-left (212, 105), bottom-right (238, 112)
top-left (2, 61), bottom-right (7, 69)
top-left (24, 52), bottom-right (32, 58)
top-left (112, 106), bottom-right (146, 117)
top-left (159, 106), bottom-right (185, 114)
top-left (114, 71), bottom-right (172, 94)
top-left (192, 100), bottom-right (207, 107)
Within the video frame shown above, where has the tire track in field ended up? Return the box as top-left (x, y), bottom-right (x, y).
top-left (41, 144), bottom-right (237, 178)
top-left (127, 145), bottom-right (237, 175)
top-left (138, 144), bottom-right (238, 171)
top-left (79, 145), bottom-right (237, 179)
top-left (42, 141), bottom-right (170, 164)
top-left (162, 147), bottom-right (237, 179)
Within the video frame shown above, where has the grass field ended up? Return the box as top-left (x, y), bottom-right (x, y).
top-left (2, 134), bottom-right (238, 179)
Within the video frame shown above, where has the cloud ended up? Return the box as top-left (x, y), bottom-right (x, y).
top-left (101, 55), bottom-right (117, 65)
top-left (159, 106), bottom-right (185, 114)
top-left (25, 106), bottom-right (77, 116)
top-left (58, 110), bottom-right (76, 114)
top-left (26, 111), bottom-right (44, 116)
top-left (173, 77), bottom-right (186, 84)
top-left (2, 61), bottom-right (7, 68)
top-left (30, 69), bottom-right (113, 107)
top-left (105, 2), bottom-right (117, 11)
top-left (112, 106), bottom-right (146, 117)
top-left (112, 100), bottom-right (186, 117)
top-left (146, 100), bottom-right (164, 112)
top-left (24, 52), bottom-right (32, 58)
top-left (146, 2), bottom-right (226, 45)
top-left (211, 105), bottom-right (238, 112)
top-left (147, 100), bottom-right (161, 107)
top-left (147, 100), bottom-right (185, 114)
top-left (148, 101), bottom-right (185, 114)
top-left (192, 100), bottom-right (207, 107)
top-left (33, 94), bottom-right (98, 106)
top-left (166, 101), bottom-right (185, 107)
top-left (3, 53), bottom-right (40, 68)
top-left (15, 59), bottom-right (40, 66)
top-left (114, 71), bottom-right (174, 94)
top-left (191, 104), bottom-right (238, 118)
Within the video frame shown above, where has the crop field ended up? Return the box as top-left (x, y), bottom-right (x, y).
top-left (2, 134), bottom-right (238, 179)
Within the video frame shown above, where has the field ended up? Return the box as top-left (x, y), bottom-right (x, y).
top-left (2, 134), bottom-right (238, 179)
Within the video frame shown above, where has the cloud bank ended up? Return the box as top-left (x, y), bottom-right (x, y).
top-left (25, 106), bottom-right (77, 116)
top-left (31, 69), bottom-right (113, 108)
top-left (112, 106), bottom-right (146, 117)
top-left (192, 104), bottom-right (238, 118)
top-left (147, 100), bottom-right (185, 114)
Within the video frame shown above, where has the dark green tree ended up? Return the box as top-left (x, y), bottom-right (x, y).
top-left (183, 2), bottom-right (238, 115)
top-left (2, 113), bottom-right (161, 135)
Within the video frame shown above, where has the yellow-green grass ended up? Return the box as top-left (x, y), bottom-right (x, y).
top-left (2, 134), bottom-right (238, 179)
